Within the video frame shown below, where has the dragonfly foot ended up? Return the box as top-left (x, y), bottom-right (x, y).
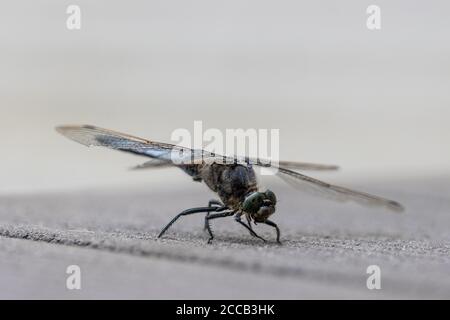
top-left (204, 210), bottom-right (235, 243)
top-left (264, 219), bottom-right (281, 244)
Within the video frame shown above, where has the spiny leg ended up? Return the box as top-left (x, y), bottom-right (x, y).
top-left (204, 199), bottom-right (225, 231)
top-left (245, 214), bottom-right (254, 231)
top-left (205, 211), bottom-right (235, 243)
top-left (158, 206), bottom-right (218, 239)
top-left (264, 219), bottom-right (281, 244)
top-left (239, 213), bottom-right (255, 234)
top-left (208, 199), bottom-right (223, 207)
top-left (234, 215), bottom-right (266, 242)
top-left (204, 207), bottom-right (228, 235)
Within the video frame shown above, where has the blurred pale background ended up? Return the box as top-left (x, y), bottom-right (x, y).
top-left (1, 0), bottom-right (449, 194)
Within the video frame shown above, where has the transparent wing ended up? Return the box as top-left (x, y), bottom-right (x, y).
top-left (56, 125), bottom-right (217, 164)
top-left (130, 158), bottom-right (338, 171)
top-left (56, 125), bottom-right (402, 211)
top-left (131, 159), bottom-right (173, 170)
top-left (195, 154), bottom-right (339, 170)
top-left (276, 160), bottom-right (338, 171)
top-left (249, 159), bottom-right (338, 171)
top-left (270, 166), bottom-right (404, 212)
top-left (57, 125), bottom-right (339, 171)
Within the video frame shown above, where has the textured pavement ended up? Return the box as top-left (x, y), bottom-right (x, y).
top-left (0, 178), bottom-right (449, 299)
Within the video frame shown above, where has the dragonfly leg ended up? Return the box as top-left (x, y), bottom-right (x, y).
top-left (205, 211), bottom-right (235, 243)
top-left (204, 200), bottom-right (226, 231)
top-left (245, 214), bottom-right (254, 231)
top-left (234, 215), bottom-right (266, 242)
top-left (264, 219), bottom-right (282, 244)
top-left (208, 199), bottom-right (223, 207)
top-left (158, 206), bottom-right (218, 239)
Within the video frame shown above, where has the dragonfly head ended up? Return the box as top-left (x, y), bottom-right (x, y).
top-left (242, 190), bottom-right (277, 222)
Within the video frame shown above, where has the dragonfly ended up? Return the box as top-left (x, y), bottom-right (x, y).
top-left (56, 125), bottom-right (404, 244)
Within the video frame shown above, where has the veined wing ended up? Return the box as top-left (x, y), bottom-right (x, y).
top-left (57, 125), bottom-right (339, 170)
top-left (246, 159), bottom-right (339, 171)
top-left (131, 158), bottom-right (173, 170)
top-left (269, 166), bottom-right (404, 212)
top-left (126, 146), bottom-right (401, 212)
top-left (56, 125), bottom-right (402, 211)
top-left (56, 124), bottom-right (218, 164)
top-left (132, 157), bottom-right (339, 171)
top-left (276, 160), bottom-right (338, 171)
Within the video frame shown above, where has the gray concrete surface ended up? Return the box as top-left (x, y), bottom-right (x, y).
top-left (1, 177), bottom-right (449, 299)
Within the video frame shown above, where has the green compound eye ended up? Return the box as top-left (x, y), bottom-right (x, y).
top-left (242, 192), bottom-right (264, 213)
top-left (265, 189), bottom-right (277, 205)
